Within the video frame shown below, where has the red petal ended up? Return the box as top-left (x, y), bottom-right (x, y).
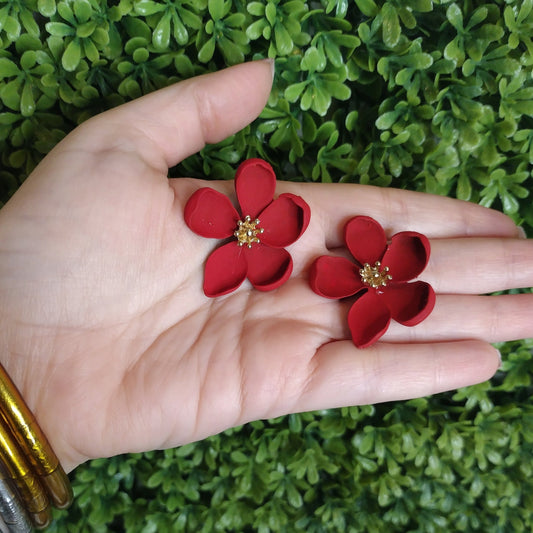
top-left (309, 256), bottom-right (363, 299)
top-left (382, 232), bottom-right (430, 282)
top-left (235, 159), bottom-right (276, 219)
top-left (259, 193), bottom-right (311, 247)
top-left (347, 290), bottom-right (391, 348)
top-left (203, 242), bottom-right (248, 297)
top-left (380, 281), bottom-right (436, 326)
top-left (245, 244), bottom-right (292, 291)
top-left (344, 216), bottom-right (387, 266)
top-left (184, 188), bottom-right (239, 239)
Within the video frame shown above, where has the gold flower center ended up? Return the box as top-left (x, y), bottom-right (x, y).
top-left (234, 215), bottom-right (264, 248)
top-left (360, 261), bottom-right (392, 288)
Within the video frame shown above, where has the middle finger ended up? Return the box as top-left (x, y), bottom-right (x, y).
top-left (425, 237), bottom-right (533, 294)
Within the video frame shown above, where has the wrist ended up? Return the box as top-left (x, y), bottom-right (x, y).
top-left (0, 358), bottom-right (73, 529)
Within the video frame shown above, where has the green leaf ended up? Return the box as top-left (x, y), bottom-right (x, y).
top-left (265, 2), bottom-right (277, 27)
top-left (76, 21), bottom-right (96, 39)
top-left (134, 0), bottom-right (166, 16)
top-left (0, 79), bottom-right (21, 110)
top-left (92, 27), bottom-right (109, 47)
top-left (3, 15), bottom-right (21, 40)
top-left (501, 190), bottom-right (520, 214)
top-left (57, 2), bottom-right (75, 24)
top-left (219, 36), bottom-right (245, 65)
top-left (19, 9), bottom-right (39, 37)
top-left (153, 11), bottom-right (171, 50)
top-left (0, 112), bottom-right (19, 125)
top-left (247, 19), bottom-right (267, 40)
top-left (0, 58), bottom-right (20, 78)
top-left (355, 0), bottom-right (378, 17)
top-left (285, 81), bottom-right (307, 102)
top-left (447, 3), bottom-right (464, 31)
top-left (62, 39), bottom-right (82, 71)
top-left (248, 2), bottom-right (265, 16)
top-left (225, 13), bottom-right (246, 28)
top-left (345, 110), bottom-right (358, 131)
top-left (198, 37), bottom-right (216, 63)
top-left (83, 38), bottom-right (99, 62)
top-left (133, 47), bottom-right (149, 64)
top-left (172, 13), bottom-right (189, 45)
top-left (325, 80), bottom-right (350, 100)
top-left (208, 0), bottom-right (225, 21)
top-left (20, 81), bottom-right (35, 117)
top-left (20, 51), bottom-right (37, 71)
top-left (275, 23), bottom-right (294, 56)
top-left (38, 0), bottom-right (57, 17)
top-left (444, 35), bottom-right (464, 64)
top-left (324, 39), bottom-right (344, 68)
top-left (457, 173), bottom-right (472, 200)
top-left (74, 0), bottom-right (93, 23)
top-left (45, 22), bottom-right (75, 37)
top-left (301, 46), bottom-right (325, 71)
top-left (381, 3), bottom-right (401, 48)
top-left (376, 110), bottom-right (398, 130)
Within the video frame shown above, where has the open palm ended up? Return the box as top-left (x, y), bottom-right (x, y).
top-left (0, 61), bottom-right (532, 473)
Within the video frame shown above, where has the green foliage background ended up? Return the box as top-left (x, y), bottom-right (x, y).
top-left (1, 0), bottom-right (533, 530)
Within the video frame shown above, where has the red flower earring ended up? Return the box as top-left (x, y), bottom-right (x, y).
top-left (309, 216), bottom-right (435, 348)
top-left (185, 159), bottom-right (311, 297)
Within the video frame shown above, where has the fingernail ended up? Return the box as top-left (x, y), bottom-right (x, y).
top-left (517, 226), bottom-right (527, 239)
top-left (496, 349), bottom-right (502, 368)
top-left (264, 58), bottom-right (275, 78)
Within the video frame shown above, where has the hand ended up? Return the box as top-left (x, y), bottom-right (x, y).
top-left (0, 60), bottom-right (531, 473)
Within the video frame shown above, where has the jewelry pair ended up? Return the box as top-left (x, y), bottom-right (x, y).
top-left (184, 159), bottom-right (435, 348)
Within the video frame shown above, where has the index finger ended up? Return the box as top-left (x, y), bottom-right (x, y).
top-left (280, 182), bottom-right (523, 247)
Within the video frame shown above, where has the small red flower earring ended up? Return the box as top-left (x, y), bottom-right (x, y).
top-left (309, 216), bottom-right (435, 348)
top-left (184, 159), bottom-right (311, 297)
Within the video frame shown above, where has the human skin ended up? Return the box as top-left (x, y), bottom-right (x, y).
top-left (0, 60), bottom-right (532, 473)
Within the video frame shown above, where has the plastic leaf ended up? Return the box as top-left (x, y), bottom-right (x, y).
top-left (45, 22), bottom-right (74, 37)
top-left (208, 0), bottom-right (225, 21)
top-left (0, 58), bottom-right (19, 77)
top-left (153, 11), bottom-right (171, 49)
top-left (198, 37), bottom-right (215, 63)
top-left (134, 0), bottom-right (166, 16)
top-left (382, 3), bottom-right (401, 48)
top-left (38, 0), bottom-right (57, 17)
top-left (20, 81), bottom-right (35, 117)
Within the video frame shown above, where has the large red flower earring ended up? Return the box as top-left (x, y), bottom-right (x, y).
top-left (185, 159), bottom-right (311, 297)
top-left (309, 216), bottom-right (435, 348)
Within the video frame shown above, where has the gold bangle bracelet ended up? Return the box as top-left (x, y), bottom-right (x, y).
top-left (0, 363), bottom-right (72, 510)
top-left (0, 415), bottom-right (51, 529)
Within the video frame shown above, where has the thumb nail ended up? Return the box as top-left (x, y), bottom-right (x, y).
top-left (517, 226), bottom-right (527, 239)
top-left (264, 58), bottom-right (275, 79)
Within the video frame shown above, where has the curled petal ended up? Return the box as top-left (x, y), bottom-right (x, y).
top-left (235, 158), bottom-right (276, 219)
top-left (344, 216), bottom-right (387, 266)
top-left (348, 290), bottom-right (391, 348)
top-left (246, 244), bottom-right (293, 291)
top-left (204, 242), bottom-right (248, 297)
top-left (184, 188), bottom-right (239, 239)
top-left (381, 281), bottom-right (436, 326)
top-left (383, 232), bottom-right (430, 282)
top-left (309, 256), bottom-right (363, 299)
top-left (259, 193), bottom-right (311, 247)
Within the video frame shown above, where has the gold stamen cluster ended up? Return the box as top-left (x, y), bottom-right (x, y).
top-left (360, 261), bottom-right (392, 288)
top-left (234, 215), bottom-right (264, 248)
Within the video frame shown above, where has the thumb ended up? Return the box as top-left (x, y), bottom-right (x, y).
top-left (74, 59), bottom-right (275, 170)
